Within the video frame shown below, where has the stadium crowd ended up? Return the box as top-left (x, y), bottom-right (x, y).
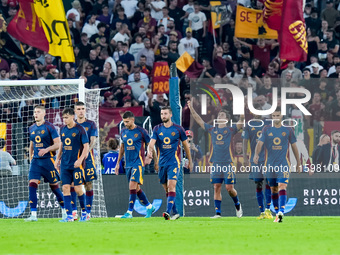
top-left (1, 0), bottom-right (340, 171)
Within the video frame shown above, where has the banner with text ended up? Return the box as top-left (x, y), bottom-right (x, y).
top-left (235, 5), bottom-right (278, 39)
top-left (152, 62), bottom-right (170, 94)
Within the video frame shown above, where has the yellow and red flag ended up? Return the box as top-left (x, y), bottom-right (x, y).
top-left (8, 0), bottom-right (74, 62)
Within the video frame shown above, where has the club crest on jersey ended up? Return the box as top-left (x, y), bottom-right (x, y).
top-left (41, 130), bottom-right (45, 134)
top-left (282, 132), bottom-right (286, 136)
top-left (72, 133), bottom-right (76, 137)
top-left (134, 134), bottom-right (138, 138)
top-left (85, 127), bottom-right (89, 131)
top-left (223, 130), bottom-right (228, 134)
top-left (171, 132), bottom-right (176, 136)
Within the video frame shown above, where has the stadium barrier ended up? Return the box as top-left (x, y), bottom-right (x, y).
top-left (1, 173), bottom-right (340, 218)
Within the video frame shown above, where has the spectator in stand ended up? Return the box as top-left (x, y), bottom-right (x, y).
top-left (90, 23), bottom-right (108, 47)
top-left (213, 44), bottom-right (227, 77)
top-left (148, 0), bottom-right (166, 21)
top-left (129, 34), bottom-right (145, 61)
top-left (68, 16), bottom-right (81, 46)
top-left (128, 72), bottom-right (149, 99)
top-left (121, 0), bottom-right (138, 19)
top-left (97, 4), bottom-right (112, 26)
top-left (116, 64), bottom-right (129, 81)
top-left (179, 27), bottom-right (199, 59)
top-left (307, 27), bottom-right (320, 59)
top-left (321, 0), bottom-right (339, 28)
top-left (308, 92), bottom-right (327, 126)
top-left (310, 62), bottom-right (321, 78)
top-left (306, 7), bottom-right (321, 32)
top-left (188, 2), bottom-right (206, 39)
top-left (128, 65), bottom-right (149, 83)
top-left (77, 33), bottom-right (92, 60)
top-left (158, 7), bottom-right (174, 32)
top-left (318, 20), bottom-right (329, 41)
top-left (101, 49), bottom-right (117, 76)
top-left (168, 0), bottom-right (186, 32)
top-left (136, 38), bottom-right (155, 67)
top-left (113, 41), bottom-right (124, 62)
top-left (66, 0), bottom-right (83, 30)
top-left (168, 40), bottom-right (180, 63)
top-left (131, 1), bottom-right (145, 32)
top-left (111, 24), bottom-right (131, 47)
top-left (199, 58), bottom-right (216, 80)
top-left (139, 55), bottom-right (153, 76)
top-left (328, 55), bottom-right (340, 77)
top-left (137, 7), bottom-right (157, 36)
top-left (183, 130), bottom-right (202, 174)
top-left (155, 45), bottom-right (172, 65)
top-left (226, 63), bottom-right (243, 85)
top-left (182, 0), bottom-right (195, 32)
top-left (111, 7), bottom-right (132, 31)
top-left (325, 29), bottom-right (339, 54)
top-left (82, 13), bottom-right (100, 38)
top-left (251, 59), bottom-right (265, 78)
top-left (166, 20), bottom-right (182, 40)
top-left (258, 76), bottom-right (273, 96)
top-left (300, 68), bottom-right (315, 94)
top-left (235, 37), bottom-right (279, 71)
top-left (329, 63), bottom-right (340, 78)
top-left (0, 138), bottom-right (16, 176)
top-left (102, 91), bottom-right (119, 108)
top-left (119, 43), bottom-right (135, 73)
top-left (280, 61), bottom-right (303, 85)
top-left (315, 78), bottom-right (332, 102)
top-left (149, 93), bottom-right (166, 127)
top-left (330, 95), bottom-right (340, 121)
top-left (84, 63), bottom-right (99, 89)
top-left (89, 49), bottom-right (104, 75)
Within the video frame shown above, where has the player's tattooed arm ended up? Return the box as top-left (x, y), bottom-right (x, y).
top-left (114, 143), bottom-right (125, 175)
top-left (253, 140), bottom-right (264, 165)
top-left (38, 137), bottom-right (61, 157)
top-left (182, 140), bottom-right (193, 172)
top-left (187, 100), bottom-right (205, 130)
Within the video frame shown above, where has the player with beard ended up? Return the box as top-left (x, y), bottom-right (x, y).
top-left (146, 106), bottom-right (193, 220)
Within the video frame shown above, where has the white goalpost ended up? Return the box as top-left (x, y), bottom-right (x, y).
top-left (0, 79), bottom-right (107, 218)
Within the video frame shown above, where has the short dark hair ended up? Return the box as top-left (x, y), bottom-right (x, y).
top-left (123, 111), bottom-right (135, 119)
top-left (62, 108), bottom-right (75, 116)
top-left (335, 63), bottom-right (340, 67)
top-left (75, 101), bottom-right (85, 107)
top-left (0, 138), bottom-right (5, 149)
top-left (144, 7), bottom-right (151, 12)
top-left (161, 106), bottom-right (172, 113)
top-left (107, 138), bottom-right (119, 150)
top-left (331, 130), bottom-right (340, 136)
top-left (97, 22), bottom-right (106, 29)
top-left (273, 107), bottom-right (281, 113)
top-left (218, 109), bottom-right (230, 120)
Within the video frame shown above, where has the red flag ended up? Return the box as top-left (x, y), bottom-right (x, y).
top-left (263, 0), bottom-right (283, 31)
top-left (279, 0), bottom-right (308, 68)
top-left (7, 0), bottom-right (49, 52)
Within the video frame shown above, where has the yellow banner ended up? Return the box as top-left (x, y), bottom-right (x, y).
top-left (235, 5), bottom-right (278, 39)
top-left (33, 0), bottom-right (75, 62)
top-left (0, 123), bottom-right (6, 151)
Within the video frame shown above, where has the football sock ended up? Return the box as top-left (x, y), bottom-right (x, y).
top-left (214, 200), bottom-right (221, 215)
top-left (166, 192), bottom-right (178, 214)
top-left (265, 184), bottom-right (271, 209)
top-left (166, 192), bottom-right (176, 214)
top-left (272, 192), bottom-right (279, 213)
top-left (78, 194), bottom-right (86, 213)
top-left (137, 189), bottom-right (150, 207)
top-left (231, 195), bottom-right (240, 210)
top-left (86, 190), bottom-right (93, 213)
top-left (70, 187), bottom-right (77, 211)
top-left (279, 190), bottom-right (287, 213)
top-left (50, 184), bottom-right (64, 209)
top-left (64, 195), bottom-right (72, 216)
top-left (128, 189), bottom-right (137, 212)
top-left (256, 187), bottom-right (265, 213)
top-left (29, 182), bottom-right (38, 212)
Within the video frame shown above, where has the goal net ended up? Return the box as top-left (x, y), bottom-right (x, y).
top-left (0, 79), bottom-right (107, 218)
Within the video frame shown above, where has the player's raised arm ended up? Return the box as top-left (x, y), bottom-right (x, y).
top-left (187, 100), bottom-right (205, 130)
top-left (182, 140), bottom-right (193, 172)
top-left (291, 142), bottom-right (302, 173)
top-left (114, 142), bottom-right (125, 175)
top-left (253, 140), bottom-right (263, 165)
top-left (38, 137), bottom-right (61, 157)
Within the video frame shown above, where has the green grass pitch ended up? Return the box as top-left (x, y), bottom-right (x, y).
top-left (0, 217), bottom-right (339, 255)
